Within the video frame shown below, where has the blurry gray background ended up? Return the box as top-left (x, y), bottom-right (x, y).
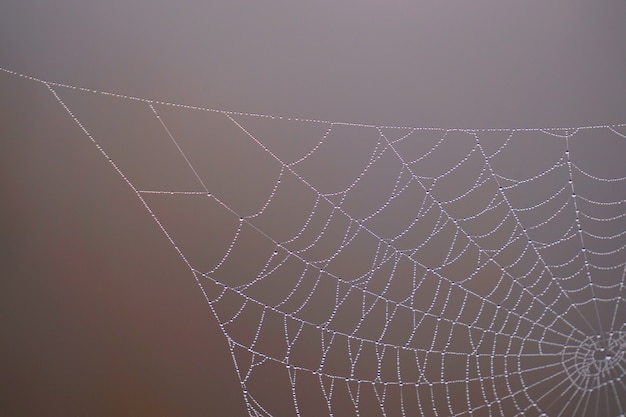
top-left (1, 1), bottom-right (625, 416)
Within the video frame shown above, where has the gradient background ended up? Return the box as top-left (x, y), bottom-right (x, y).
top-left (1, 1), bottom-right (626, 416)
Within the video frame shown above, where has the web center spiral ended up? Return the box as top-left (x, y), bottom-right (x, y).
top-left (562, 331), bottom-right (626, 392)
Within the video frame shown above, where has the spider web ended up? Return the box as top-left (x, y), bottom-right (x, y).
top-left (5, 68), bottom-right (626, 416)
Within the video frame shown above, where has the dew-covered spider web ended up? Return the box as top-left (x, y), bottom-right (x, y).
top-left (5, 68), bottom-right (626, 416)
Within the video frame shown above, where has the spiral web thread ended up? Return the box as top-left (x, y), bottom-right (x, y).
top-left (5, 68), bottom-right (625, 416)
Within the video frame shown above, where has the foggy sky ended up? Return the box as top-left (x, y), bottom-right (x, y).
top-left (2, 1), bottom-right (625, 416)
